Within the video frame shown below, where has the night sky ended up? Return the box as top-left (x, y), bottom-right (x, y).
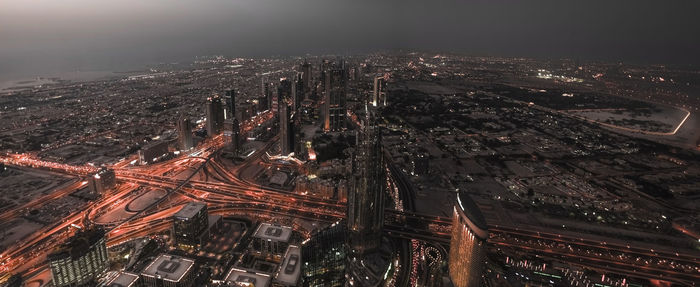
top-left (1, 0), bottom-right (699, 79)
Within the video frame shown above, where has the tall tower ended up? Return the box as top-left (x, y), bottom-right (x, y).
top-left (177, 116), bottom-right (194, 150)
top-left (372, 74), bottom-right (387, 107)
top-left (48, 229), bottom-right (109, 287)
top-left (206, 95), bottom-right (224, 136)
top-left (301, 60), bottom-right (312, 91)
top-left (229, 118), bottom-right (241, 154)
top-left (448, 192), bottom-right (488, 287)
top-left (279, 103), bottom-right (294, 155)
top-left (322, 62), bottom-right (347, 132)
top-left (347, 107), bottom-right (385, 257)
top-left (278, 78), bottom-right (292, 114)
top-left (225, 89), bottom-right (236, 121)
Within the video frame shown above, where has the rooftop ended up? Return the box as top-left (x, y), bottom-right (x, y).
top-left (457, 191), bottom-right (488, 231)
top-left (253, 223), bottom-right (292, 242)
top-left (174, 202), bottom-right (207, 220)
top-left (224, 268), bottom-right (271, 287)
top-left (275, 245), bottom-right (301, 285)
top-left (141, 254), bottom-right (195, 282)
top-left (107, 272), bottom-right (140, 287)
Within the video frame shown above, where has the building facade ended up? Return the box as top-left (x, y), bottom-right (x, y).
top-left (346, 107), bottom-right (385, 258)
top-left (177, 116), bottom-right (194, 151)
top-left (448, 192), bottom-right (488, 287)
top-left (301, 221), bottom-right (346, 287)
top-left (206, 95), bottom-right (224, 136)
top-left (48, 229), bottom-right (109, 287)
top-left (172, 202), bottom-right (209, 250)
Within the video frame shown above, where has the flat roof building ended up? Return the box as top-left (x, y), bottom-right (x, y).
top-left (141, 254), bottom-right (196, 287)
top-left (173, 202), bottom-right (209, 250)
top-left (274, 245), bottom-right (301, 286)
top-left (224, 268), bottom-right (271, 287)
top-left (106, 272), bottom-right (141, 287)
top-left (252, 223), bottom-right (292, 255)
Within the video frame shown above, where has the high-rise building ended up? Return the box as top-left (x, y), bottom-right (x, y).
top-left (322, 62), bottom-right (347, 132)
top-left (448, 192), bottom-right (488, 287)
top-left (105, 271), bottom-right (141, 287)
top-left (225, 89), bottom-right (236, 120)
top-left (279, 103), bottom-right (294, 155)
top-left (372, 74), bottom-right (388, 107)
top-left (229, 118), bottom-right (241, 154)
top-left (292, 73), bottom-right (304, 111)
top-left (173, 202), bottom-right (209, 250)
top-left (177, 116), bottom-right (194, 151)
top-left (251, 223), bottom-right (292, 255)
top-left (347, 107), bottom-right (385, 257)
top-left (88, 167), bottom-right (116, 195)
top-left (300, 60), bottom-right (312, 91)
top-left (206, 95), bottom-right (225, 136)
top-left (138, 140), bottom-right (169, 165)
top-left (301, 221), bottom-right (346, 287)
top-left (141, 254), bottom-right (196, 287)
top-left (48, 228), bottom-right (109, 287)
top-left (277, 78), bottom-right (292, 115)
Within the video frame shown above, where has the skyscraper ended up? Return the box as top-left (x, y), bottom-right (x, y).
top-left (300, 60), bottom-right (312, 91)
top-left (177, 116), bottom-right (194, 150)
top-left (322, 62), bottom-right (347, 132)
top-left (372, 74), bottom-right (387, 107)
top-left (277, 78), bottom-right (292, 115)
top-left (347, 107), bottom-right (385, 257)
top-left (87, 167), bottom-right (116, 195)
top-left (206, 95), bottom-right (224, 137)
top-left (279, 103), bottom-right (294, 155)
top-left (448, 192), bottom-right (488, 287)
top-left (230, 118), bottom-right (241, 154)
top-left (48, 228), bottom-right (109, 287)
top-left (225, 89), bottom-right (236, 120)
top-left (173, 202), bottom-right (209, 250)
top-left (301, 221), bottom-right (346, 287)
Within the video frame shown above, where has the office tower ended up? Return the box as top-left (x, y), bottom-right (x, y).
top-left (230, 118), bottom-right (241, 154)
top-left (105, 272), bottom-right (141, 287)
top-left (347, 107), bottom-right (385, 257)
top-left (322, 62), bottom-right (348, 132)
top-left (48, 229), bottom-right (108, 287)
top-left (138, 140), bottom-right (168, 165)
top-left (300, 60), bottom-right (312, 91)
top-left (372, 74), bottom-right (387, 107)
top-left (88, 167), bottom-right (116, 195)
top-left (292, 73), bottom-right (304, 111)
top-left (206, 95), bottom-right (224, 136)
top-left (177, 116), bottom-right (194, 150)
top-left (172, 202), bottom-right (209, 250)
top-left (279, 103), bottom-right (294, 155)
top-left (301, 221), bottom-right (346, 287)
top-left (141, 254), bottom-right (196, 287)
top-left (252, 223), bottom-right (292, 255)
top-left (448, 192), bottom-right (488, 287)
top-left (225, 89), bottom-right (236, 120)
top-left (277, 78), bottom-right (292, 114)
top-left (264, 81), bottom-right (275, 113)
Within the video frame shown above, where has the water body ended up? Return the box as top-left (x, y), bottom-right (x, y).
top-left (1, 0), bottom-right (699, 83)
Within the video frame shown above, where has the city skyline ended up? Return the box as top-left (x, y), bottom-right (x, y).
top-left (0, 1), bottom-right (699, 287)
top-left (2, 0), bottom-right (700, 82)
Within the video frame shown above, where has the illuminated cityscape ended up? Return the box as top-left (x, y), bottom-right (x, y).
top-left (1, 1), bottom-right (700, 287)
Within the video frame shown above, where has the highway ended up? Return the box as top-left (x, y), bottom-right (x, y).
top-left (1, 109), bottom-right (699, 285)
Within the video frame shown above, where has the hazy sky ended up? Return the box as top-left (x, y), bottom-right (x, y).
top-left (1, 0), bottom-right (699, 80)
